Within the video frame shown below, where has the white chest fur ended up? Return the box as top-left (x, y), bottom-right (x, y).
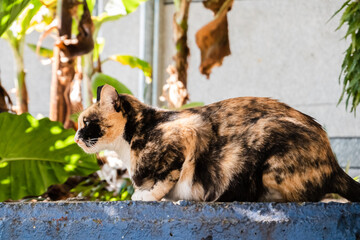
top-left (110, 136), bottom-right (132, 176)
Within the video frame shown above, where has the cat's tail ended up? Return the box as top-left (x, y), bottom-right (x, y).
top-left (333, 167), bottom-right (360, 202)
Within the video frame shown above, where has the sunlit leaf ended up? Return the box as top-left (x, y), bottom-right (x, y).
top-left (0, 0), bottom-right (31, 37)
top-left (91, 73), bottom-right (133, 97)
top-left (121, 0), bottom-right (147, 14)
top-left (0, 112), bottom-right (99, 201)
top-left (39, 0), bottom-right (56, 7)
top-left (93, 37), bottom-right (105, 62)
top-left (107, 55), bottom-right (152, 78)
top-left (105, 0), bottom-right (127, 16)
top-left (93, 13), bottom-right (124, 29)
top-left (19, 0), bottom-right (42, 36)
top-left (86, 0), bottom-right (96, 15)
top-left (93, 0), bottom-right (148, 28)
top-left (27, 43), bottom-right (53, 58)
top-left (180, 102), bottom-right (205, 109)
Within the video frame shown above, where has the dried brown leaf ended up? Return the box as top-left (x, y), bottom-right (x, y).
top-left (196, 0), bottom-right (233, 78)
top-left (0, 82), bottom-right (13, 113)
top-left (203, 0), bottom-right (225, 13)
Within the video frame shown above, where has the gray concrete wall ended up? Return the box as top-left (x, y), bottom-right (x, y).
top-left (159, 0), bottom-right (360, 137)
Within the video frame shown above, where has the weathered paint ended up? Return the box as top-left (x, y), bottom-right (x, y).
top-left (0, 201), bottom-right (359, 240)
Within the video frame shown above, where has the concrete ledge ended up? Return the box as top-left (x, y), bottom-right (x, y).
top-left (1, 201), bottom-right (360, 239)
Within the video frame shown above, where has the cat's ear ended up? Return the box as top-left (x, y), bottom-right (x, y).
top-left (96, 85), bottom-right (104, 102)
top-left (99, 84), bottom-right (121, 111)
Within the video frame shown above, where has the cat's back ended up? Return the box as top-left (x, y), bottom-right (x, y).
top-left (183, 97), bottom-right (323, 137)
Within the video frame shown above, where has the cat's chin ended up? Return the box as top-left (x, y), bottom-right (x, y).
top-left (81, 147), bottom-right (99, 154)
top-left (77, 141), bottom-right (102, 154)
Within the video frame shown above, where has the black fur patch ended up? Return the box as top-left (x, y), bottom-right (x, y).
top-left (78, 118), bottom-right (103, 146)
top-left (96, 85), bottom-right (104, 102)
top-left (78, 112), bottom-right (104, 146)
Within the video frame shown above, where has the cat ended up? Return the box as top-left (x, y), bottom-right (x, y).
top-left (75, 84), bottom-right (360, 202)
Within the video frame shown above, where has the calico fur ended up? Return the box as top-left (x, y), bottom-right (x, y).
top-left (75, 84), bottom-right (360, 202)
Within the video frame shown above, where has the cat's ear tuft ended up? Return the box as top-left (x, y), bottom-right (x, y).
top-left (99, 84), bottom-right (120, 111)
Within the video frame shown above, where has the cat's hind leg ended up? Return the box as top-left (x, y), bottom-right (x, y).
top-left (260, 155), bottom-right (333, 202)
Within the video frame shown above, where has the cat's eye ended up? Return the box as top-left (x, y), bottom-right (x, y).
top-left (83, 119), bottom-right (90, 127)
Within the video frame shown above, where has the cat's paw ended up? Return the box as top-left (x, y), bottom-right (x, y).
top-left (131, 190), bottom-right (157, 201)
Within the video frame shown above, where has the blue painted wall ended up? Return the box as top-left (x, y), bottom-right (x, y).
top-left (0, 201), bottom-right (360, 240)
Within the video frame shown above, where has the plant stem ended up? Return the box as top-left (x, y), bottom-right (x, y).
top-left (83, 53), bottom-right (94, 107)
top-left (11, 37), bottom-right (29, 114)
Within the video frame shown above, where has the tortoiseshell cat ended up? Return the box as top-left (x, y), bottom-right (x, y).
top-left (75, 84), bottom-right (360, 202)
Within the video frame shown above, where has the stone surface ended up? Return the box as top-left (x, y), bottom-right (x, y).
top-left (0, 201), bottom-right (360, 239)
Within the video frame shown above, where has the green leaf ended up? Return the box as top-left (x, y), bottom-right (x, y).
top-left (106, 55), bottom-right (152, 79)
top-left (93, 0), bottom-right (127, 28)
top-left (91, 73), bottom-right (133, 97)
top-left (0, 0), bottom-right (31, 37)
top-left (0, 112), bottom-right (99, 201)
top-left (121, 0), bottom-right (147, 14)
top-left (173, 0), bottom-right (181, 11)
top-left (93, 13), bottom-right (124, 29)
top-left (104, 0), bottom-right (127, 15)
top-left (93, 0), bottom-right (148, 29)
top-left (329, 0), bottom-right (351, 22)
top-left (93, 37), bottom-right (105, 62)
top-left (335, 1), bottom-right (360, 113)
top-left (86, 0), bottom-right (96, 15)
top-left (180, 102), bottom-right (205, 109)
top-left (19, 0), bottom-right (42, 36)
top-left (27, 43), bottom-right (53, 58)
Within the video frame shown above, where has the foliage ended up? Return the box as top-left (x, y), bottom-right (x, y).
top-left (335, 0), bottom-right (360, 112)
top-left (180, 102), bottom-right (204, 109)
top-left (92, 73), bottom-right (133, 96)
top-left (2, 0), bottom-right (43, 113)
top-left (105, 55), bottom-right (152, 79)
top-left (0, 112), bottom-right (99, 201)
top-left (67, 0), bottom-right (150, 105)
top-left (92, 0), bottom-right (146, 29)
top-left (0, 0), bottom-right (151, 202)
top-left (71, 177), bottom-right (134, 201)
top-left (27, 43), bottom-right (53, 58)
top-left (0, 0), bottom-right (32, 37)
top-left (2, 0), bottom-right (42, 41)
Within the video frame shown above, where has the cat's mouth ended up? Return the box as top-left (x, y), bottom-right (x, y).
top-left (75, 139), bottom-right (99, 154)
top-left (74, 132), bottom-right (98, 153)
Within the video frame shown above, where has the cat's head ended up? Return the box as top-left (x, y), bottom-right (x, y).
top-left (75, 84), bottom-right (130, 153)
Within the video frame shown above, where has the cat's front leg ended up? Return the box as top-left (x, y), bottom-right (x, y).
top-left (131, 189), bottom-right (157, 201)
top-left (131, 170), bottom-right (180, 201)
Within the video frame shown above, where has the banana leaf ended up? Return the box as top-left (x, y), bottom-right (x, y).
top-left (0, 112), bottom-right (99, 201)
